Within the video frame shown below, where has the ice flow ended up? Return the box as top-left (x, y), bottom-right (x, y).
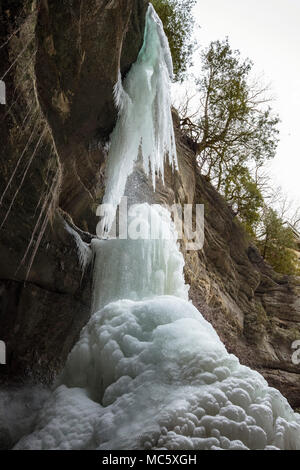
top-left (14, 4), bottom-right (300, 450)
top-left (98, 4), bottom-right (177, 237)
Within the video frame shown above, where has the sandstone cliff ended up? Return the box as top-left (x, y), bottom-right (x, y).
top-left (168, 115), bottom-right (300, 410)
top-left (0, 0), bottom-right (147, 383)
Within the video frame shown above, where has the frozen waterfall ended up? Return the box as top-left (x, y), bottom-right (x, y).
top-left (14, 4), bottom-right (300, 450)
top-left (97, 4), bottom-right (177, 237)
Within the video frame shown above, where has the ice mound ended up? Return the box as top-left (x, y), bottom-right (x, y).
top-left (0, 385), bottom-right (50, 449)
top-left (15, 296), bottom-right (300, 450)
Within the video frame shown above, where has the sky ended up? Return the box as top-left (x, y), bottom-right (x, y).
top-left (177, 0), bottom-right (300, 211)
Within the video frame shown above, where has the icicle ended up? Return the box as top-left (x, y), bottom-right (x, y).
top-left (1, 48), bottom-right (37, 120)
top-left (24, 169), bottom-right (60, 281)
top-left (91, 204), bottom-right (188, 312)
top-left (64, 222), bottom-right (92, 274)
top-left (0, 37), bottom-right (34, 82)
top-left (98, 4), bottom-right (177, 237)
top-left (0, 116), bottom-right (40, 207)
top-left (0, 127), bottom-right (46, 229)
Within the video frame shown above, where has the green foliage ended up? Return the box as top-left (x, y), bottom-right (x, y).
top-left (196, 39), bottom-right (279, 178)
top-left (179, 38), bottom-right (279, 235)
top-left (256, 208), bottom-right (300, 275)
top-left (152, 0), bottom-right (196, 81)
top-left (176, 37), bottom-right (298, 275)
top-left (223, 164), bottom-right (264, 236)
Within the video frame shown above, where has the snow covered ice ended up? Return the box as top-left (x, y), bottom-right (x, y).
top-left (11, 4), bottom-right (300, 450)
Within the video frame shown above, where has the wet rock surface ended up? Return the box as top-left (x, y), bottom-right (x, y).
top-left (0, 0), bottom-right (147, 383)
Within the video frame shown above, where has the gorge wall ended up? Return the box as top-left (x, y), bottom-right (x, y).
top-left (163, 115), bottom-right (300, 410)
top-left (0, 0), bottom-right (299, 412)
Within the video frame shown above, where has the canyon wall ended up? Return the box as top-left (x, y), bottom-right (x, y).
top-left (0, 0), bottom-right (147, 383)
